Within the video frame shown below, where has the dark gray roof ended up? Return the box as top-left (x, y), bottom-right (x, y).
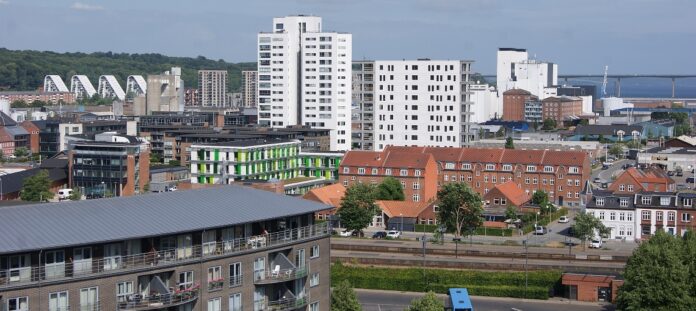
top-left (586, 190), bottom-right (635, 210)
top-left (574, 125), bottom-right (643, 136)
top-left (0, 185), bottom-right (330, 254)
top-left (0, 168), bottom-right (68, 196)
top-left (0, 111), bottom-right (17, 127)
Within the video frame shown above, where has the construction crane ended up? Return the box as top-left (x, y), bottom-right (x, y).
top-left (601, 65), bottom-right (609, 97)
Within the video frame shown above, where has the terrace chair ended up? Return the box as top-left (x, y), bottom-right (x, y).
top-left (271, 265), bottom-right (280, 278)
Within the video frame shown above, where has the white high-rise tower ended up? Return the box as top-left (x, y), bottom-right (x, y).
top-left (257, 15), bottom-right (352, 151)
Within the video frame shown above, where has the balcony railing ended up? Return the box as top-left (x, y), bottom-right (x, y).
top-left (0, 223), bottom-right (329, 290)
top-left (266, 293), bottom-right (308, 311)
top-left (254, 265), bottom-right (307, 284)
top-left (117, 287), bottom-right (199, 311)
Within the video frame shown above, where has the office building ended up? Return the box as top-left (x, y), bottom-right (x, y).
top-left (242, 71), bottom-right (258, 108)
top-left (142, 67), bottom-right (185, 115)
top-left (524, 99), bottom-right (543, 123)
top-left (352, 59), bottom-right (474, 151)
top-left (190, 139), bottom-right (342, 184)
top-left (257, 15), bottom-right (352, 151)
top-left (68, 132), bottom-right (150, 197)
top-left (542, 96), bottom-right (583, 127)
top-left (502, 89), bottom-right (536, 121)
top-left (0, 186), bottom-right (331, 311)
top-left (198, 70), bottom-right (228, 107)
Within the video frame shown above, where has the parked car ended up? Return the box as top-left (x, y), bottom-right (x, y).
top-left (533, 226), bottom-right (547, 235)
top-left (602, 164), bottom-right (610, 170)
top-left (558, 216), bottom-right (569, 223)
top-left (589, 238), bottom-right (603, 249)
top-left (386, 230), bottom-right (402, 239)
top-left (372, 231), bottom-right (387, 239)
top-left (57, 188), bottom-right (73, 200)
top-left (339, 230), bottom-right (354, 237)
top-left (593, 177), bottom-right (602, 183)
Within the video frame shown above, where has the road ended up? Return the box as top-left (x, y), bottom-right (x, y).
top-left (591, 159), bottom-right (633, 184)
top-left (357, 289), bottom-right (615, 311)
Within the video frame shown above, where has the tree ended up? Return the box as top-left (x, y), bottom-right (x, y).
top-left (542, 118), bottom-right (557, 130)
top-left (571, 212), bottom-right (609, 249)
top-left (407, 291), bottom-right (444, 311)
top-left (337, 183), bottom-right (377, 234)
top-left (504, 137), bottom-right (514, 149)
top-left (68, 187), bottom-right (82, 201)
top-left (504, 205), bottom-right (518, 221)
top-left (150, 153), bottom-right (162, 164)
top-left (597, 134), bottom-right (605, 143)
top-left (616, 231), bottom-right (695, 310)
top-left (14, 147), bottom-right (28, 158)
top-left (20, 170), bottom-right (53, 202)
top-left (531, 190), bottom-right (549, 206)
top-left (375, 177), bottom-right (405, 201)
top-left (436, 182), bottom-right (483, 238)
top-left (168, 160), bottom-right (181, 167)
top-left (609, 144), bottom-right (623, 158)
top-left (331, 280), bottom-right (362, 311)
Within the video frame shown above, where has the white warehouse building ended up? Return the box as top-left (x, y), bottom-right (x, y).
top-left (257, 15), bottom-right (352, 151)
top-left (352, 59), bottom-right (474, 151)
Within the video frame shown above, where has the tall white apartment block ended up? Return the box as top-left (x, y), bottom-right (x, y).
top-left (198, 70), bottom-right (228, 107)
top-left (241, 70), bottom-right (258, 108)
top-left (353, 59), bottom-right (474, 151)
top-left (496, 48), bottom-right (558, 99)
top-left (257, 15), bottom-right (352, 151)
top-left (469, 84), bottom-right (499, 123)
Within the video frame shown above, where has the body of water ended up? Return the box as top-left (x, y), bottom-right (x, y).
top-left (563, 77), bottom-right (696, 99)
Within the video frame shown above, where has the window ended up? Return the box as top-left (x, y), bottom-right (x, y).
top-left (311, 245), bottom-right (320, 258)
top-left (229, 293), bottom-right (242, 311)
top-left (620, 198), bottom-right (629, 207)
top-left (253, 257), bottom-right (265, 281)
top-left (683, 213), bottom-right (691, 222)
top-left (627, 185), bottom-right (634, 192)
top-left (525, 177), bottom-right (530, 184)
top-left (684, 198), bottom-right (693, 207)
top-left (202, 231), bottom-right (216, 255)
top-left (413, 182), bottom-right (420, 190)
top-left (461, 163), bottom-right (471, 170)
top-left (627, 212), bottom-right (633, 221)
top-left (49, 291), bottom-right (69, 311)
top-left (641, 196), bottom-right (651, 205)
top-left (486, 164), bottom-right (495, 170)
top-left (208, 266), bottom-right (223, 291)
top-left (385, 168), bottom-right (392, 175)
top-left (502, 164), bottom-right (512, 171)
top-left (179, 271), bottom-right (194, 290)
top-left (79, 287), bottom-right (98, 311)
top-left (7, 297), bottom-right (28, 311)
top-left (445, 162), bottom-right (455, 169)
top-left (627, 227), bottom-right (633, 236)
top-left (343, 167), bottom-right (349, 173)
top-left (117, 282), bottom-right (133, 303)
top-left (310, 302), bottom-right (319, 311)
top-left (619, 212), bottom-right (625, 221)
top-left (413, 194), bottom-right (420, 202)
top-left (575, 179), bottom-right (580, 187)
top-left (660, 197), bottom-right (670, 206)
top-left (229, 262), bottom-right (242, 287)
top-left (669, 212), bottom-right (676, 221)
top-left (45, 250), bottom-right (65, 279)
top-left (596, 197), bottom-right (605, 206)
top-left (371, 168), bottom-right (378, 175)
top-left (526, 165), bottom-right (536, 172)
top-left (642, 211), bottom-right (651, 220)
top-left (610, 212), bottom-right (616, 220)
top-left (657, 212), bottom-right (663, 221)
top-left (619, 226), bottom-right (625, 236)
top-left (310, 272), bottom-right (320, 287)
top-left (533, 177), bottom-right (538, 185)
top-left (599, 212), bottom-right (605, 220)
top-left (400, 169), bottom-right (408, 176)
top-left (208, 297), bottom-right (222, 311)
top-left (358, 168), bottom-right (365, 174)
top-left (569, 166), bottom-right (579, 174)
top-left (415, 170), bottom-right (422, 176)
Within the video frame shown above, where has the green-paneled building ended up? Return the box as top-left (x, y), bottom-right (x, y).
top-left (190, 140), bottom-right (343, 184)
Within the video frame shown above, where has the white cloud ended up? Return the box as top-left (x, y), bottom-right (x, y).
top-left (71, 2), bottom-right (104, 11)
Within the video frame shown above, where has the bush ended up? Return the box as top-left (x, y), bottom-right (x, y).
top-left (415, 224), bottom-right (512, 236)
top-left (331, 264), bottom-right (561, 300)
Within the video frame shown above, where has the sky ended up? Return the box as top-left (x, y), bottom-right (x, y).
top-left (0, 0), bottom-right (695, 74)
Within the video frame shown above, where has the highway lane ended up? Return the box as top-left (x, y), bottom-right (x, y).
top-left (357, 289), bottom-right (614, 311)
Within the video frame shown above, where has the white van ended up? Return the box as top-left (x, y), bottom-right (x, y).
top-left (589, 238), bottom-right (603, 249)
top-left (57, 188), bottom-right (73, 200)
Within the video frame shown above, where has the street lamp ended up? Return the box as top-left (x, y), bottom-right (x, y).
top-left (101, 181), bottom-right (105, 198)
top-left (400, 213), bottom-right (403, 232)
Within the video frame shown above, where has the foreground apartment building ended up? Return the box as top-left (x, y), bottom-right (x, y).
top-left (340, 146), bottom-right (590, 206)
top-left (0, 186), bottom-right (331, 311)
top-left (352, 59), bottom-right (474, 151)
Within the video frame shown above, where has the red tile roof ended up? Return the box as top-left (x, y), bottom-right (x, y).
top-left (380, 146), bottom-right (587, 167)
top-left (488, 181), bottom-right (531, 206)
top-left (624, 167), bottom-right (673, 184)
top-left (376, 200), bottom-right (429, 218)
top-left (503, 88), bottom-right (532, 95)
top-left (302, 183), bottom-right (346, 208)
top-left (342, 148), bottom-right (434, 169)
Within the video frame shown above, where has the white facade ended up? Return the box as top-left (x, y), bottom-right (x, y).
top-left (43, 75), bottom-right (69, 92)
top-left (470, 84), bottom-right (498, 123)
top-left (496, 48), bottom-right (558, 106)
top-left (634, 208), bottom-right (680, 240)
top-left (586, 207), bottom-right (636, 240)
top-left (353, 60), bottom-right (473, 151)
top-left (126, 75), bottom-right (147, 96)
top-left (97, 75), bottom-right (126, 100)
top-left (257, 15), bottom-right (352, 151)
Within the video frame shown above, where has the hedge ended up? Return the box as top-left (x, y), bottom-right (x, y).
top-left (331, 263), bottom-right (561, 299)
top-left (414, 224), bottom-right (513, 237)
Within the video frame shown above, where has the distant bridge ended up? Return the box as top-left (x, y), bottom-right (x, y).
top-left (480, 74), bottom-right (696, 97)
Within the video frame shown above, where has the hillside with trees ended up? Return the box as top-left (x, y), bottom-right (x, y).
top-left (0, 48), bottom-right (256, 92)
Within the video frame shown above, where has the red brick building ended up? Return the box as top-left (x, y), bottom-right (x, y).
top-left (0, 91), bottom-right (75, 104)
top-left (20, 120), bottom-right (40, 154)
top-left (542, 96), bottom-right (583, 127)
top-left (381, 146), bottom-right (591, 206)
top-left (562, 273), bottom-right (623, 303)
top-left (502, 89), bottom-right (535, 121)
top-left (609, 167), bottom-right (675, 194)
top-left (339, 149), bottom-right (439, 204)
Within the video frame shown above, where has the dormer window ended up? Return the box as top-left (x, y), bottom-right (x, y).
top-left (569, 167), bottom-right (579, 174)
top-left (400, 169), bottom-right (408, 176)
top-left (526, 165), bottom-right (536, 172)
top-left (486, 164), bottom-right (495, 171)
top-left (641, 196), bottom-right (651, 205)
top-left (684, 198), bottom-right (693, 207)
top-left (445, 162), bottom-right (455, 169)
top-left (343, 167), bottom-right (349, 174)
top-left (502, 164), bottom-right (512, 171)
top-left (461, 163), bottom-right (472, 170)
top-left (660, 197), bottom-right (670, 206)
top-left (596, 197), bottom-right (605, 206)
top-left (620, 198), bottom-right (629, 207)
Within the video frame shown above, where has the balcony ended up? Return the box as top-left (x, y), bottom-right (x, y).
top-left (0, 223), bottom-right (330, 290)
top-left (255, 262), bottom-right (307, 285)
top-left (255, 293), bottom-right (308, 311)
top-left (117, 287), bottom-right (199, 311)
